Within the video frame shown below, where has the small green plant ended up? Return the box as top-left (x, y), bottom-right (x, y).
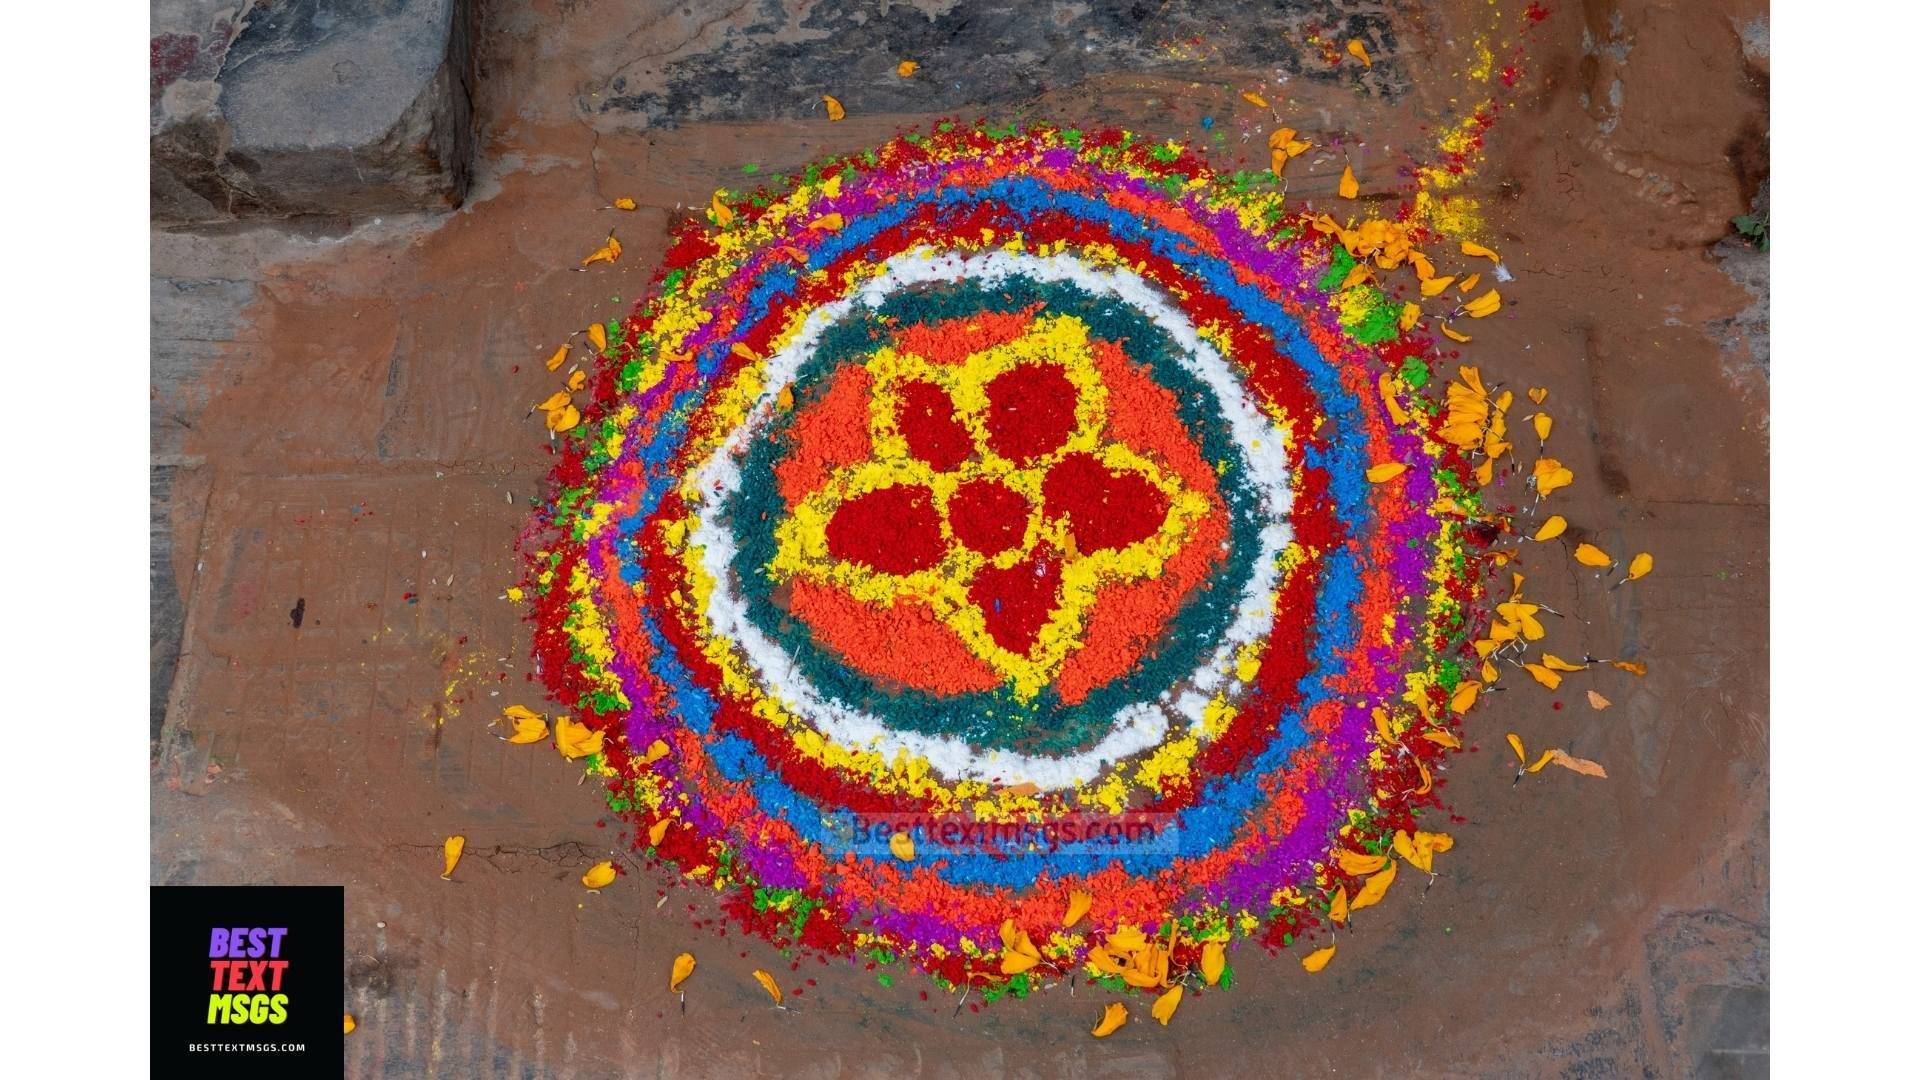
top-left (1730, 210), bottom-right (1768, 252)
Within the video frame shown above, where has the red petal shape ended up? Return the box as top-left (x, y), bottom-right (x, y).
top-left (968, 549), bottom-right (1063, 656)
top-left (825, 484), bottom-right (946, 574)
top-left (1041, 453), bottom-right (1169, 552)
top-left (895, 380), bottom-right (973, 471)
top-left (946, 479), bottom-right (1031, 556)
top-left (982, 363), bottom-right (1079, 464)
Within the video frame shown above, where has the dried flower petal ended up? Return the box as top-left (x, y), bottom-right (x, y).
top-left (1064, 889), bottom-right (1093, 928)
top-left (1533, 458), bottom-right (1575, 497)
top-left (1547, 750), bottom-right (1609, 778)
top-left (1523, 663), bottom-right (1562, 690)
top-left (1587, 690), bottom-right (1612, 710)
top-left (1349, 858), bottom-right (1397, 912)
top-left (1152, 984), bottom-right (1184, 1025)
top-left (1092, 1002), bottom-right (1128, 1037)
top-left (1336, 849), bottom-right (1388, 876)
top-left (581, 860), bottom-right (616, 889)
top-left (1201, 940), bottom-right (1227, 984)
top-left (1574, 543), bottom-right (1613, 568)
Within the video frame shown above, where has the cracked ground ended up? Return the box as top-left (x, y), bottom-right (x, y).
top-left (152, 1), bottom-right (1768, 1074)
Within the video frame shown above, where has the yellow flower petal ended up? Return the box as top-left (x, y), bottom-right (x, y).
top-left (1092, 1002), bottom-right (1128, 1037)
top-left (1587, 690), bottom-right (1612, 710)
top-left (1528, 386), bottom-right (1548, 404)
top-left (344, 1013), bottom-right (357, 1035)
top-left (648, 818), bottom-right (669, 847)
top-left (1461, 240), bottom-right (1501, 262)
top-left (581, 860), bottom-right (616, 889)
top-left (1506, 732), bottom-right (1527, 765)
top-left (1351, 858), bottom-right (1398, 912)
top-left (1523, 663), bottom-right (1563, 690)
top-left (1547, 750), bottom-right (1610, 778)
top-left (1532, 515), bottom-right (1568, 542)
top-left (1302, 944), bottom-right (1337, 972)
top-left (670, 952), bottom-right (696, 992)
top-left (1541, 653), bottom-right (1587, 673)
top-left (588, 323), bottom-right (608, 353)
top-left (1463, 289), bottom-right (1502, 318)
top-left (1347, 38), bottom-right (1373, 66)
top-left (753, 969), bottom-right (782, 1004)
top-left (822, 95), bottom-right (845, 121)
top-left (1064, 889), bottom-right (1093, 928)
top-left (1242, 90), bottom-right (1270, 107)
top-left (1151, 984), bottom-right (1184, 1025)
top-left (1336, 849), bottom-right (1388, 876)
top-left (1366, 461), bottom-right (1408, 483)
top-left (1441, 324), bottom-right (1472, 343)
top-left (888, 831), bottom-right (916, 861)
top-left (1339, 164), bottom-right (1359, 199)
top-left (1533, 458), bottom-right (1575, 497)
top-left (554, 716), bottom-right (604, 759)
top-left (1627, 552), bottom-right (1654, 581)
top-left (442, 835), bottom-right (464, 879)
top-left (1420, 274), bottom-right (1457, 297)
top-left (544, 345), bottom-right (569, 371)
top-left (1450, 680), bottom-right (1481, 714)
top-left (710, 192), bottom-right (734, 227)
top-left (1399, 301), bottom-right (1420, 332)
top-left (1201, 940), bottom-right (1226, 985)
top-left (1001, 950), bottom-right (1040, 975)
top-left (895, 60), bottom-right (919, 77)
top-left (1574, 543), bottom-right (1613, 568)
top-left (612, 196), bottom-right (637, 211)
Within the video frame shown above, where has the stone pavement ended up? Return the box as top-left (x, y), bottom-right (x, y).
top-left (152, 1), bottom-right (1770, 1074)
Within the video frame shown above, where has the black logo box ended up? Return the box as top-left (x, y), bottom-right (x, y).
top-left (151, 884), bottom-right (344, 1077)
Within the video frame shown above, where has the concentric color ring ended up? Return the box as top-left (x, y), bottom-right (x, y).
top-left (527, 123), bottom-right (1489, 993)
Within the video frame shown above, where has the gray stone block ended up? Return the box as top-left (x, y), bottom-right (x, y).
top-left (151, 0), bottom-right (473, 223)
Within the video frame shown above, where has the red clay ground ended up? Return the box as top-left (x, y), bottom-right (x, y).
top-left (152, 1), bottom-right (1769, 1074)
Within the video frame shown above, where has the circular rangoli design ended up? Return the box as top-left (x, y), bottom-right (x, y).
top-left (527, 123), bottom-right (1491, 999)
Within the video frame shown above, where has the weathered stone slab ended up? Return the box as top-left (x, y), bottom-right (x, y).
top-left (152, 0), bottom-right (473, 223)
